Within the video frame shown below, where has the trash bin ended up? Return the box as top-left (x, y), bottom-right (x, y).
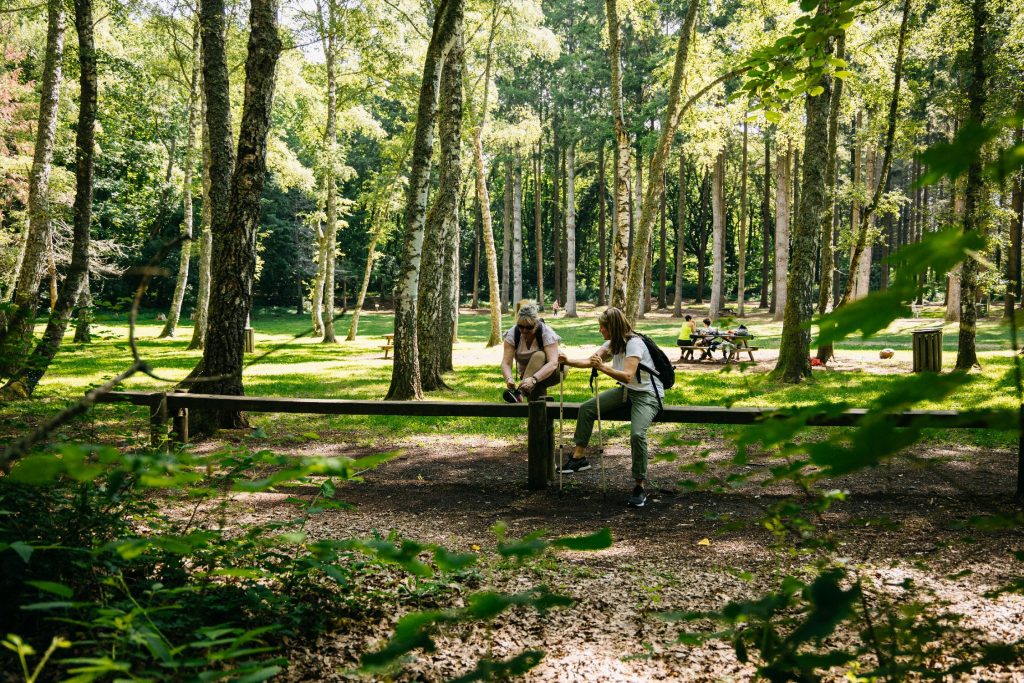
top-left (911, 328), bottom-right (942, 372)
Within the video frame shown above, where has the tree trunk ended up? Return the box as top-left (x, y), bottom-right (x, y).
top-left (606, 0), bottom-right (631, 308)
top-left (470, 6), bottom-right (502, 344)
top-left (187, 93), bottom-right (214, 351)
top-left (710, 150), bottom-right (725, 318)
top-left (673, 150), bottom-right (686, 316)
top-left (695, 171), bottom-right (709, 304)
top-left (738, 121), bottom-right (748, 316)
top-left (513, 151), bottom-right (523, 304)
top-left (552, 137), bottom-right (561, 306)
top-left (760, 134), bottom-right (771, 309)
top-left (658, 169), bottom-right (667, 309)
top-left (502, 157), bottom-right (512, 312)
top-left (1, 0), bottom-right (94, 399)
top-left (471, 195), bottom-right (480, 308)
top-left (956, 0), bottom-right (987, 372)
top-left (599, 143), bottom-right (608, 307)
top-left (419, 30), bottom-right (463, 391)
top-left (73, 271), bottom-right (91, 343)
top-left (321, 12), bottom-right (340, 344)
top-left (773, 145), bottom-right (790, 321)
top-left (774, 69), bottom-right (831, 383)
top-left (852, 147), bottom-right (877, 300)
top-left (0, 0), bottom-right (64, 378)
top-left (160, 22), bottom-right (201, 339)
top-left (565, 141), bottom-right (578, 316)
top-left (533, 144), bottom-right (544, 308)
top-left (621, 0), bottom-right (701, 320)
top-left (815, 32), bottom-right (844, 333)
top-left (184, 0), bottom-right (281, 430)
top-left (386, 0), bottom-right (462, 401)
top-left (347, 230), bottom-right (379, 340)
top-left (1006, 98), bottom-right (1023, 318)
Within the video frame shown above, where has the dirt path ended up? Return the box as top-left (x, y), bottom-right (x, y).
top-left (240, 431), bottom-right (1024, 682)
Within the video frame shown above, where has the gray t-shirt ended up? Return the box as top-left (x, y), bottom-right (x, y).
top-left (504, 323), bottom-right (561, 377)
top-left (603, 336), bottom-right (663, 397)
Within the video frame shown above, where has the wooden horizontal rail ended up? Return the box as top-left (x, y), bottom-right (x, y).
top-left (94, 391), bottom-right (1021, 497)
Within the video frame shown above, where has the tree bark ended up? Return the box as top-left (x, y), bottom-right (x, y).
top-left (502, 157), bottom-right (512, 312)
top-left (710, 150), bottom-right (726, 318)
top-left (773, 144), bottom-right (790, 321)
top-left (774, 71), bottom-right (831, 383)
top-left (533, 144), bottom-right (543, 308)
top-left (0, 0), bottom-right (64, 377)
top-left (73, 271), bottom-right (91, 343)
top-left (673, 150), bottom-right (686, 316)
top-left (658, 169), bottom-right (667, 309)
top-left (160, 21), bottom-right (201, 339)
top-left (419, 30), bottom-right (463, 391)
top-left (599, 143), bottom-right (608, 307)
top-left (184, 0), bottom-right (281, 430)
top-left (552, 136), bottom-right (561, 306)
top-left (565, 141), bottom-right (578, 316)
top-left (1006, 98), bottom-right (1023, 318)
top-left (385, 0), bottom-right (462, 400)
top-left (321, 2), bottom-right (340, 344)
top-left (815, 32), bottom-right (844, 347)
top-left (471, 195), bottom-right (481, 308)
top-left (760, 134), bottom-right (771, 309)
top-left (852, 147), bottom-right (877, 300)
top-left (1, 0), bottom-right (94, 399)
top-left (622, 0), bottom-right (701, 320)
top-left (738, 121), bottom-right (748, 316)
top-left (513, 151), bottom-right (523, 305)
top-left (187, 89), bottom-right (214, 351)
top-left (606, 0), bottom-right (631, 308)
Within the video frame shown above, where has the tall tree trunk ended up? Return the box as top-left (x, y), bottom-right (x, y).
top-left (760, 135), bottom-right (771, 309)
top-left (502, 157), bottom-right (512, 312)
top-left (710, 150), bottom-right (725, 318)
top-left (73, 271), bottom-right (91, 343)
top-left (419, 30), bottom-right (463, 391)
top-left (599, 143), bottom-right (608, 307)
top-left (658, 169), bottom-right (667, 309)
top-left (552, 137), bottom-right (561, 306)
top-left (513, 151), bottom-right (523, 304)
top-left (1, 0), bottom-right (94, 399)
top-left (773, 145), bottom-right (791, 321)
top-left (852, 147), bottom-right (877, 300)
top-left (955, 0), bottom-right (987, 369)
top-left (533, 143), bottom-right (544, 307)
top-left (673, 150), bottom-right (686, 316)
top-left (386, 0), bottom-right (462, 400)
top-left (606, 0), bottom-right (631, 308)
top-left (774, 69), bottom-right (831, 383)
top-left (348, 230), bottom-right (379, 340)
top-left (160, 22), bottom-right (201, 339)
top-left (738, 121), bottom-right (748, 316)
top-left (815, 32), bottom-right (844, 334)
top-left (471, 195), bottom-right (481, 308)
top-left (321, 8), bottom-right (340, 344)
top-left (184, 0), bottom-right (281, 430)
top-left (1006, 98), bottom-right (1023, 318)
top-left (0, 0), bottom-right (64, 377)
top-left (187, 94), bottom-right (214, 351)
top-left (565, 141), bottom-right (578, 316)
top-left (695, 172), bottom-right (709, 303)
top-left (470, 4), bottom-right (502, 344)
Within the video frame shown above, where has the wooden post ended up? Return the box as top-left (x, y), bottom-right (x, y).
top-left (244, 326), bottom-right (255, 353)
top-left (171, 407), bottom-right (189, 445)
top-left (527, 399), bottom-right (549, 490)
top-left (149, 393), bottom-right (168, 450)
top-left (546, 414), bottom-right (556, 482)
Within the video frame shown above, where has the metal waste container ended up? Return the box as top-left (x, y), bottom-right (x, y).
top-left (911, 328), bottom-right (942, 372)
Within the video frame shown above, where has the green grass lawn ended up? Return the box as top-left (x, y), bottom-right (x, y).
top-left (5, 303), bottom-right (1016, 447)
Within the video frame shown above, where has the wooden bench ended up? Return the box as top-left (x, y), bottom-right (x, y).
top-left (727, 345), bottom-right (759, 363)
top-left (380, 333), bottom-right (394, 359)
top-left (95, 391), bottom-right (1021, 498)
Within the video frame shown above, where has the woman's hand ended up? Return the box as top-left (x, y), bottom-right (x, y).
top-left (589, 353), bottom-right (604, 369)
top-left (520, 376), bottom-right (537, 392)
top-left (505, 378), bottom-right (517, 391)
top-left (558, 351), bottom-right (567, 364)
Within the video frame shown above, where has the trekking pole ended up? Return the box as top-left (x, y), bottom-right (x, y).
top-left (558, 363), bottom-right (565, 492)
top-left (591, 367), bottom-right (605, 496)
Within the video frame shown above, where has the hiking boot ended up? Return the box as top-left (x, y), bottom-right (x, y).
top-left (560, 457), bottom-right (591, 474)
top-left (627, 486), bottom-right (647, 508)
top-left (502, 388), bottom-right (523, 403)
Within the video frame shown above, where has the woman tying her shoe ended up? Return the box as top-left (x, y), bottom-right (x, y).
top-left (500, 301), bottom-right (563, 402)
top-left (558, 307), bottom-right (662, 508)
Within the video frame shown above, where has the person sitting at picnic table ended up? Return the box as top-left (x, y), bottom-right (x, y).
top-left (557, 307), bottom-right (663, 508)
top-left (676, 315), bottom-right (698, 361)
top-left (500, 300), bottom-right (563, 403)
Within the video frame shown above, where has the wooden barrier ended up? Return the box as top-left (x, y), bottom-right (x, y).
top-left (95, 391), bottom-right (1022, 497)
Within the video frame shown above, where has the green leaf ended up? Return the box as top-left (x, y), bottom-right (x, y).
top-left (25, 580), bottom-right (73, 598)
top-left (234, 666), bottom-right (284, 683)
top-left (808, 85), bottom-right (825, 96)
top-left (550, 527), bottom-right (613, 551)
top-left (449, 650), bottom-right (544, 683)
top-left (765, 110), bottom-right (782, 124)
top-left (799, 0), bottom-right (820, 12)
top-left (7, 541), bottom-right (33, 564)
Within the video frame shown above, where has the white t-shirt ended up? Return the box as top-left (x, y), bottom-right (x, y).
top-left (603, 336), bottom-right (663, 397)
top-left (503, 323), bottom-right (561, 377)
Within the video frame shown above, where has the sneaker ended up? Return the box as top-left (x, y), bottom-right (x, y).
top-left (502, 388), bottom-right (523, 403)
top-left (627, 486), bottom-right (647, 508)
top-left (560, 457), bottom-right (591, 474)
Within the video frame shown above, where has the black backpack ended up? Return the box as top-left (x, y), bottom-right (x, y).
top-left (632, 332), bottom-right (676, 391)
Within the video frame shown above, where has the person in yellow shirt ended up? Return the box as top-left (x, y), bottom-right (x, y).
top-left (676, 314), bottom-right (697, 362)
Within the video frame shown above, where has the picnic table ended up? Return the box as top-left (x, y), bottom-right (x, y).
top-left (380, 333), bottom-right (394, 359)
top-left (681, 331), bottom-right (758, 363)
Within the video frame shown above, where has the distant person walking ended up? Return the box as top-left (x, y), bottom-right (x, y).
top-left (558, 307), bottom-right (663, 508)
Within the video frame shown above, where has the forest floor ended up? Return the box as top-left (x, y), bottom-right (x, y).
top-left (186, 425), bottom-right (1024, 682)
